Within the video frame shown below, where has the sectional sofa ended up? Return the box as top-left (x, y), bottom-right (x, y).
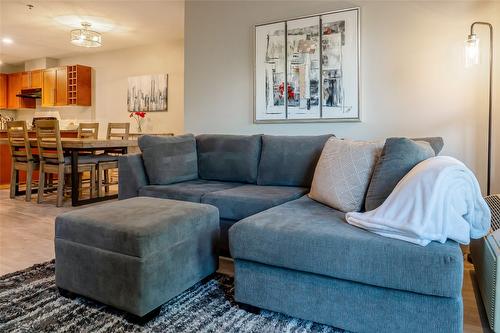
top-left (119, 134), bottom-right (463, 333)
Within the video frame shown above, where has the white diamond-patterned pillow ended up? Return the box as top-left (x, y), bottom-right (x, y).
top-left (309, 137), bottom-right (383, 213)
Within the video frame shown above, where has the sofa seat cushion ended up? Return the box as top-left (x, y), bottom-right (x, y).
top-left (229, 196), bottom-right (463, 298)
top-left (139, 179), bottom-right (243, 203)
top-left (201, 185), bottom-right (309, 220)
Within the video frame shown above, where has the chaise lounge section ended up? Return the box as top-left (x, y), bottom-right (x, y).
top-left (229, 195), bottom-right (463, 332)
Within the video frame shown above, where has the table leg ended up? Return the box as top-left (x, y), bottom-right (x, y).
top-left (71, 150), bottom-right (79, 206)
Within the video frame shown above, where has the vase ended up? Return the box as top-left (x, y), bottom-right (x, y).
top-left (137, 122), bottom-right (142, 133)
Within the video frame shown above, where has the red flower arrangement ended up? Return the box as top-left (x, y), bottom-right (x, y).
top-left (130, 111), bottom-right (146, 119)
top-left (129, 111), bottom-right (147, 132)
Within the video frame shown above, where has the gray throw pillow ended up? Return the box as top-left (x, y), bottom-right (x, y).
top-left (257, 134), bottom-right (333, 187)
top-left (309, 138), bottom-right (383, 213)
top-left (364, 137), bottom-right (439, 211)
top-left (138, 134), bottom-right (198, 185)
top-left (411, 137), bottom-right (444, 155)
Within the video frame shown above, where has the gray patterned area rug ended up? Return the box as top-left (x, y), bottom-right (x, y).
top-left (0, 261), bottom-right (345, 333)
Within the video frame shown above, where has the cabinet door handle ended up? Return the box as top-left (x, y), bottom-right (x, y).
top-left (54, 88), bottom-right (56, 105)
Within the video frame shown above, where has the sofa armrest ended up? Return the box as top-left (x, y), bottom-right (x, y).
top-left (118, 154), bottom-right (149, 200)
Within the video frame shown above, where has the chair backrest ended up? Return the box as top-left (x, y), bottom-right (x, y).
top-left (107, 123), bottom-right (130, 140)
top-left (35, 120), bottom-right (64, 164)
top-left (78, 123), bottom-right (99, 139)
top-left (6, 121), bottom-right (33, 162)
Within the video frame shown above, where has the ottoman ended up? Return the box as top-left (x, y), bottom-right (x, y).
top-left (55, 197), bottom-right (219, 318)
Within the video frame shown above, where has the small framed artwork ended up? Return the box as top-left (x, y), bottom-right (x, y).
top-left (254, 7), bottom-right (360, 123)
top-left (127, 74), bottom-right (168, 112)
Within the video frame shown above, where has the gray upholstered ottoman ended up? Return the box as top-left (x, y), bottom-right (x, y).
top-left (54, 197), bottom-right (219, 318)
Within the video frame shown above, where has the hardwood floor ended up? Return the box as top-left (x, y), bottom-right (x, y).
top-left (0, 189), bottom-right (491, 332)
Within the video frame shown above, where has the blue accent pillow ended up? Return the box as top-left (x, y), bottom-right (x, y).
top-left (364, 137), bottom-right (442, 211)
top-left (138, 134), bottom-right (198, 185)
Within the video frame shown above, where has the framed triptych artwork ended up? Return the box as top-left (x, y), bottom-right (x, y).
top-left (254, 8), bottom-right (360, 123)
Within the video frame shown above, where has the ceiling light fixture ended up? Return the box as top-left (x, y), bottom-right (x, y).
top-left (70, 22), bottom-right (102, 48)
top-left (2, 37), bottom-right (13, 44)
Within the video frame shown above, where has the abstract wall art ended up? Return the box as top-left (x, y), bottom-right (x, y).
top-left (127, 74), bottom-right (168, 112)
top-left (254, 8), bottom-right (359, 123)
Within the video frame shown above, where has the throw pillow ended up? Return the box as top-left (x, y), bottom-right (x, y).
top-left (411, 137), bottom-right (444, 155)
top-left (364, 137), bottom-right (436, 211)
top-left (257, 134), bottom-right (333, 187)
top-left (138, 134), bottom-right (198, 185)
top-left (309, 137), bottom-right (383, 213)
top-left (196, 134), bottom-right (262, 183)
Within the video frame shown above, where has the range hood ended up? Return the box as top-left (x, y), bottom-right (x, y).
top-left (17, 88), bottom-right (42, 99)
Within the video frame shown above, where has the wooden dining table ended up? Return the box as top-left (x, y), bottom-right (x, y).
top-left (0, 137), bottom-right (138, 206)
top-left (61, 138), bottom-right (138, 206)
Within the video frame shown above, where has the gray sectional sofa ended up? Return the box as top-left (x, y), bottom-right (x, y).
top-left (119, 134), bottom-right (463, 333)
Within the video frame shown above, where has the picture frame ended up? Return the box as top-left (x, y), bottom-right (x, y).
top-left (127, 74), bottom-right (168, 112)
top-left (254, 7), bottom-right (360, 123)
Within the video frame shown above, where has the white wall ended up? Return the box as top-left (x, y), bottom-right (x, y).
top-left (13, 40), bottom-right (185, 137)
top-left (58, 40), bottom-right (184, 137)
top-left (185, 0), bottom-right (500, 193)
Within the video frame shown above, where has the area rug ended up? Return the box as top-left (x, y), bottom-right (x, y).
top-left (0, 261), bottom-right (345, 333)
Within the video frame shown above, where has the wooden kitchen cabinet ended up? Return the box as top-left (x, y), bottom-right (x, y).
top-left (19, 70), bottom-right (42, 89)
top-left (42, 66), bottom-right (68, 106)
top-left (41, 68), bottom-right (58, 107)
top-left (5, 73), bottom-right (35, 109)
top-left (67, 65), bottom-right (91, 106)
top-left (3, 64), bottom-right (91, 109)
top-left (30, 70), bottom-right (42, 89)
top-left (55, 67), bottom-right (68, 106)
top-left (21, 72), bottom-right (31, 89)
top-left (0, 74), bottom-right (6, 109)
top-left (7, 73), bottom-right (21, 109)
top-left (42, 65), bottom-right (90, 107)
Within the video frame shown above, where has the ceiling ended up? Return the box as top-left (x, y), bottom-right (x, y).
top-left (0, 0), bottom-right (184, 65)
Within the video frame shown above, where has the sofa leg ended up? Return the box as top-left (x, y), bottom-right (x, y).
top-left (58, 287), bottom-right (77, 299)
top-left (237, 302), bottom-right (260, 314)
top-left (127, 307), bottom-right (161, 325)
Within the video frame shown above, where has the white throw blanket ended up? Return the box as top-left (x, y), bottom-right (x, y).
top-left (346, 156), bottom-right (491, 246)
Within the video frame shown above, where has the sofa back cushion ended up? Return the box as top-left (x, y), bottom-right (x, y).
top-left (196, 134), bottom-right (262, 183)
top-left (257, 134), bottom-right (333, 187)
top-left (138, 134), bottom-right (198, 185)
top-left (364, 137), bottom-right (440, 211)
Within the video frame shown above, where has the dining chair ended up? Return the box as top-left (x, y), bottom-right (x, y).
top-left (97, 123), bottom-right (130, 197)
top-left (36, 120), bottom-right (97, 207)
top-left (7, 121), bottom-right (39, 202)
top-left (77, 123), bottom-right (99, 139)
top-left (107, 122), bottom-right (130, 141)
